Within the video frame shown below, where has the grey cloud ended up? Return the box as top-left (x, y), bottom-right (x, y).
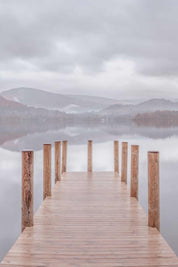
top-left (0, 0), bottom-right (178, 76)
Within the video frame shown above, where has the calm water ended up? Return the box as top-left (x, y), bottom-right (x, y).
top-left (0, 126), bottom-right (178, 260)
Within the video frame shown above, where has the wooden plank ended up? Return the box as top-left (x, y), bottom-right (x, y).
top-left (1, 172), bottom-right (177, 266)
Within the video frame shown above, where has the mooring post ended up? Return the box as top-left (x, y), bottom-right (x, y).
top-left (43, 144), bottom-right (51, 200)
top-left (114, 140), bottom-right (119, 173)
top-left (22, 150), bottom-right (34, 232)
top-left (88, 140), bottom-right (93, 172)
top-left (121, 142), bottom-right (128, 183)
top-left (62, 141), bottom-right (65, 174)
top-left (130, 145), bottom-right (139, 199)
top-left (148, 151), bottom-right (160, 231)
top-left (62, 140), bottom-right (67, 173)
top-left (64, 141), bottom-right (68, 172)
top-left (55, 141), bottom-right (61, 183)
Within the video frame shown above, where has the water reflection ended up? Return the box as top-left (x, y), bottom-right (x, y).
top-left (0, 123), bottom-right (178, 260)
top-left (2, 119), bottom-right (178, 152)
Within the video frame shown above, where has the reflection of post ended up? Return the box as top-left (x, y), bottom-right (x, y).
top-left (55, 141), bottom-right (61, 183)
top-left (121, 142), bottom-right (128, 183)
top-left (88, 140), bottom-right (92, 172)
top-left (43, 144), bottom-right (51, 200)
top-left (130, 145), bottom-right (139, 199)
top-left (114, 140), bottom-right (119, 173)
top-left (148, 151), bottom-right (160, 231)
top-left (62, 141), bottom-right (67, 173)
top-left (22, 151), bottom-right (34, 232)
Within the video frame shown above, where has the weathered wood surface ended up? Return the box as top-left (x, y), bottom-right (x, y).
top-left (1, 172), bottom-right (178, 266)
top-left (55, 141), bottom-right (61, 183)
top-left (62, 140), bottom-right (67, 173)
top-left (21, 151), bottom-right (34, 232)
top-left (148, 152), bottom-right (160, 231)
top-left (121, 142), bottom-right (128, 183)
top-left (130, 145), bottom-right (139, 199)
top-left (88, 140), bottom-right (92, 172)
top-left (114, 140), bottom-right (119, 173)
top-left (43, 144), bottom-right (51, 200)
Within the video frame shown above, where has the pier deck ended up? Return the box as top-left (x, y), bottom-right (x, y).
top-left (1, 172), bottom-right (178, 266)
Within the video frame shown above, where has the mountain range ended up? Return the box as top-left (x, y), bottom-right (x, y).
top-left (1, 87), bottom-right (178, 150)
top-left (1, 87), bottom-right (178, 122)
top-left (0, 94), bottom-right (65, 122)
top-left (101, 99), bottom-right (178, 117)
top-left (1, 87), bottom-right (119, 113)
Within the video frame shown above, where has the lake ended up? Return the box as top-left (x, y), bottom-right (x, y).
top-left (0, 124), bottom-right (178, 261)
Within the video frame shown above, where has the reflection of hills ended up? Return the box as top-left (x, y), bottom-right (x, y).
top-left (1, 127), bottom-right (112, 151)
top-left (0, 117), bottom-right (66, 146)
top-left (2, 120), bottom-right (178, 151)
top-left (134, 111), bottom-right (178, 127)
top-left (103, 122), bottom-right (178, 139)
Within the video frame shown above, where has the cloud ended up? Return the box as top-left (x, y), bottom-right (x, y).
top-left (0, 0), bottom-right (178, 98)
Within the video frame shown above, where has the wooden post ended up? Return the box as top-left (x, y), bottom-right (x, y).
top-left (88, 140), bottom-right (92, 172)
top-left (148, 151), bottom-right (160, 231)
top-left (55, 141), bottom-right (61, 183)
top-left (114, 140), bottom-right (119, 173)
top-left (64, 141), bottom-right (67, 172)
top-left (43, 144), bottom-right (51, 200)
top-left (22, 151), bottom-right (34, 232)
top-left (62, 141), bottom-right (67, 173)
top-left (130, 145), bottom-right (139, 199)
top-left (121, 142), bottom-right (128, 183)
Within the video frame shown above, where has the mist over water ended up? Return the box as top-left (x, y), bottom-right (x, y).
top-left (1, 0), bottom-right (178, 263)
top-left (0, 123), bottom-right (178, 260)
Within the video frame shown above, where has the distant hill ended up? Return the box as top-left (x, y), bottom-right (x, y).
top-left (0, 95), bottom-right (65, 121)
top-left (2, 88), bottom-right (178, 127)
top-left (101, 98), bottom-right (178, 117)
top-left (0, 95), bottom-right (24, 109)
top-left (1, 87), bottom-right (119, 113)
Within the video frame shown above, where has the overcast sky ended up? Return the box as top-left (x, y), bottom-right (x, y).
top-left (1, 0), bottom-right (178, 100)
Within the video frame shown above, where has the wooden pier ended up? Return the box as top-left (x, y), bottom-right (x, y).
top-left (1, 141), bottom-right (178, 266)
